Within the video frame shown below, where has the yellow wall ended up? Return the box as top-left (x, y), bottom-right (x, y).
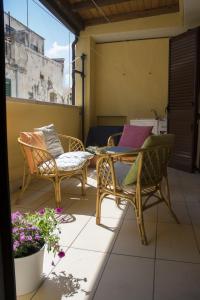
top-left (94, 38), bottom-right (169, 121)
top-left (76, 8), bottom-right (183, 135)
top-left (6, 98), bottom-right (81, 191)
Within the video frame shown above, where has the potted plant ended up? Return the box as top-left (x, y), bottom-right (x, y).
top-left (12, 207), bottom-right (65, 296)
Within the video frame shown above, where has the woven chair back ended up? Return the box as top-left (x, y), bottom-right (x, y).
top-left (138, 145), bottom-right (171, 188)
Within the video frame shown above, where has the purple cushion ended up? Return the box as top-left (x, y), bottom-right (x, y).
top-left (118, 125), bottom-right (153, 148)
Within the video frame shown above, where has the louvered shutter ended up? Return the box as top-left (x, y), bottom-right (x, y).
top-left (168, 28), bottom-right (199, 172)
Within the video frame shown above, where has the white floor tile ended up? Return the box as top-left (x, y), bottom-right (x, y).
top-left (157, 202), bottom-right (190, 224)
top-left (72, 217), bottom-right (121, 252)
top-left (156, 223), bottom-right (200, 263)
top-left (99, 196), bottom-right (128, 219)
top-left (17, 292), bottom-right (35, 300)
top-left (12, 189), bottom-right (54, 211)
top-left (11, 169), bottom-right (200, 300)
top-left (187, 202), bottom-right (200, 225)
top-left (93, 254), bottom-right (154, 300)
top-left (33, 248), bottom-right (108, 300)
top-left (66, 195), bottom-right (96, 216)
top-left (125, 203), bottom-right (157, 222)
top-left (193, 225), bottom-right (200, 252)
top-left (42, 247), bottom-right (68, 277)
top-left (113, 220), bottom-right (156, 258)
top-left (59, 214), bottom-right (91, 247)
top-left (154, 259), bottom-right (200, 300)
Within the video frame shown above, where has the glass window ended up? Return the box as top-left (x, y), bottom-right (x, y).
top-left (3, 2), bottom-right (74, 105)
top-left (5, 24), bottom-right (15, 34)
top-left (5, 78), bottom-right (11, 96)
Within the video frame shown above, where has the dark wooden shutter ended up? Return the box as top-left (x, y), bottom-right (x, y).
top-left (168, 28), bottom-right (200, 172)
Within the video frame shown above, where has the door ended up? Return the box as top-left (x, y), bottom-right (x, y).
top-left (168, 28), bottom-right (200, 172)
top-left (0, 0), bottom-right (16, 299)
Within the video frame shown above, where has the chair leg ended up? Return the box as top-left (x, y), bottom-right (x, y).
top-left (135, 189), bottom-right (147, 245)
top-left (81, 170), bottom-right (86, 196)
top-left (17, 169), bottom-right (31, 203)
top-left (116, 196), bottom-right (121, 207)
top-left (96, 190), bottom-right (104, 225)
top-left (54, 178), bottom-right (61, 208)
top-left (159, 179), bottom-right (179, 224)
top-left (84, 167), bottom-right (88, 184)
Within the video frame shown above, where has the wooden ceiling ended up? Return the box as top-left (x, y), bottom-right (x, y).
top-left (40, 0), bottom-right (179, 34)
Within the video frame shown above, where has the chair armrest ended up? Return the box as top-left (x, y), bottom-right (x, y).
top-left (107, 132), bottom-right (123, 146)
top-left (96, 154), bottom-right (116, 191)
top-left (97, 148), bottom-right (140, 162)
top-left (107, 150), bottom-right (140, 161)
top-left (18, 138), bottom-right (57, 175)
top-left (58, 134), bottom-right (85, 152)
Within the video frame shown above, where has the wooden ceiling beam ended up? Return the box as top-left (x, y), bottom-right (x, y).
top-left (39, 0), bottom-right (84, 35)
top-left (72, 0), bottom-right (132, 12)
top-left (85, 3), bottom-right (179, 26)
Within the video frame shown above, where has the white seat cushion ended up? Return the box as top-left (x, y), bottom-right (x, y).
top-left (38, 151), bottom-right (93, 173)
top-left (59, 151), bottom-right (94, 160)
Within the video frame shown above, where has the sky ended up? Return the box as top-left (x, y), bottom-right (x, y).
top-left (3, 0), bottom-right (74, 88)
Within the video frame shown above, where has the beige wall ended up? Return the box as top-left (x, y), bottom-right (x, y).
top-left (94, 38), bottom-right (169, 122)
top-left (76, 36), bottom-right (96, 142)
top-left (76, 8), bottom-right (183, 135)
top-left (6, 98), bottom-right (81, 191)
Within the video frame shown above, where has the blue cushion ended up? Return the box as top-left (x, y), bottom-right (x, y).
top-left (101, 146), bottom-right (135, 154)
top-left (114, 161), bottom-right (131, 186)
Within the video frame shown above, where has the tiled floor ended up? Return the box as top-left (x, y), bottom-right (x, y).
top-left (12, 168), bottom-right (200, 300)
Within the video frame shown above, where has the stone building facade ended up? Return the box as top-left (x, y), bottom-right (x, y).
top-left (4, 12), bottom-right (67, 104)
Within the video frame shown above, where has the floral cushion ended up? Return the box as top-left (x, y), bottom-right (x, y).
top-left (38, 151), bottom-right (93, 173)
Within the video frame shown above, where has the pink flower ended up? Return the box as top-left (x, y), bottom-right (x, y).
top-left (20, 233), bottom-right (26, 242)
top-left (55, 208), bottom-right (63, 214)
top-left (35, 234), bottom-right (41, 240)
top-left (58, 250), bottom-right (65, 258)
top-left (13, 241), bottom-right (20, 251)
top-left (38, 208), bottom-right (45, 215)
top-left (12, 227), bottom-right (18, 233)
top-left (11, 211), bottom-right (22, 222)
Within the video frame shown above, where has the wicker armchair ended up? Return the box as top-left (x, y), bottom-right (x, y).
top-left (107, 132), bottom-right (122, 146)
top-left (96, 145), bottom-right (179, 245)
top-left (18, 134), bottom-right (91, 207)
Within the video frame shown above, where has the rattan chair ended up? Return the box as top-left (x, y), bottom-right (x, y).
top-left (107, 132), bottom-right (123, 146)
top-left (96, 145), bottom-right (179, 245)
top-left (18, 134), bottom-right (90, 207)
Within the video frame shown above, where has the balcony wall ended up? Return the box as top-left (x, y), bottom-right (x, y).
top-left (6, 97), bottom-right (81, 191)
top-left (75, 6), bottom-right (184, 139)
top-left (94, 38), bottom-right (169, 120)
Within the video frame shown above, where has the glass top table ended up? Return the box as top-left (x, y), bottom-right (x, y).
top-left (86, 146), bottom-right (138, 165)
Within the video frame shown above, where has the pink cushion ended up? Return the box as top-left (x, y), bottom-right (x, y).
top-left (118, 125), bottom-right (153, 148)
